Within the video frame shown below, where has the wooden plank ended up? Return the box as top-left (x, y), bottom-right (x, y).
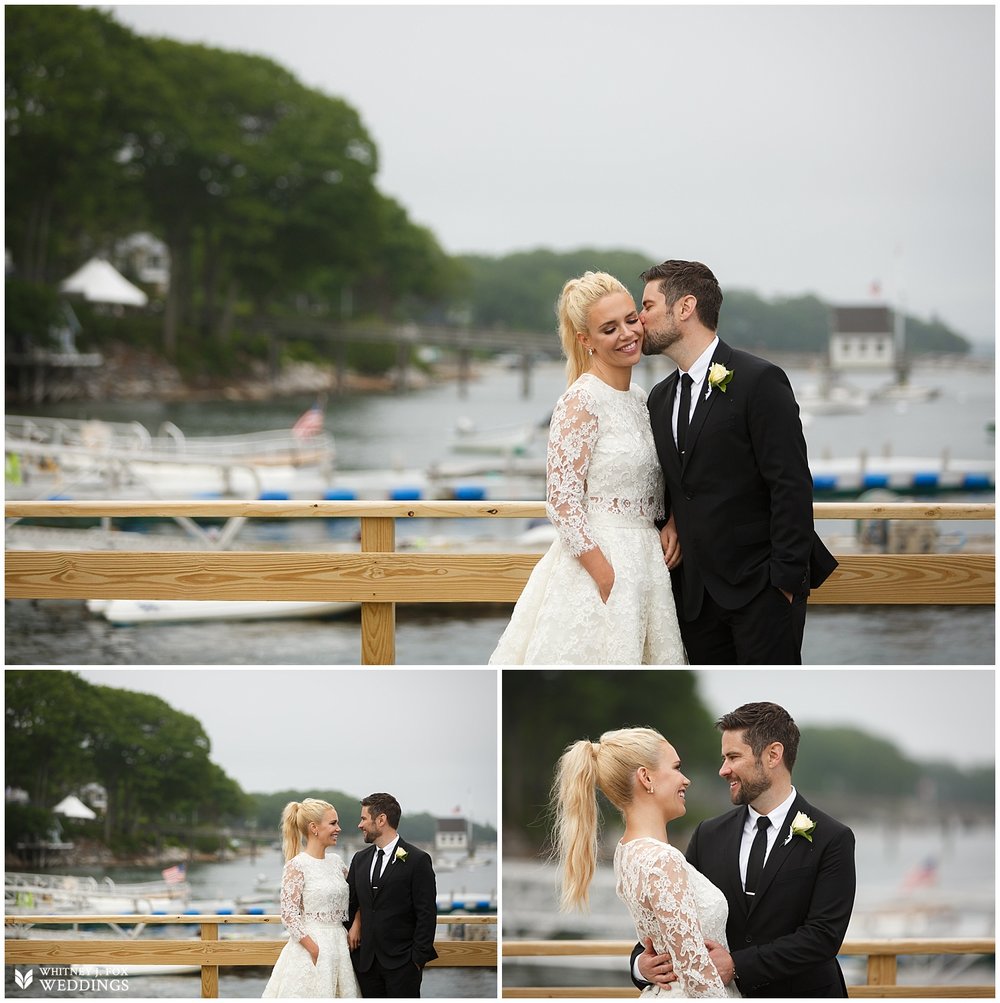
top-left (8, 551), bottom-right (993, 605)
top-left (3, 551), bottom-right (541, 602)
top-left (848, 989), bottom-right (996, 999)
top-left (502, 938), bottom-right (997, 958)
top-left (5, 500), bottom-right (993, 521)
top-left (503, 990), bottom-right (638, 999)
top-left (200, 921), bottom-right (219, 999)
top-left (810, 554), bottom-right (995, 605)
top-left (866, 953), bottom-right (897, 986)
top-left (4, 499), bottom-right (548, 520)
top-left (3, 939), bottom-right (287, 966)
top-left (361, 515), bottom-right (396, 665)
top-left (3, 938), bottom-right (495, 968)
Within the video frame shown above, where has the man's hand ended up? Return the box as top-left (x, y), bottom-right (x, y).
top-left (636, 937), bottom-right (677, 987)
top-left (704, 939), bottom-right (735, 985)
top-left (660, 515), bottom-right (682, 570)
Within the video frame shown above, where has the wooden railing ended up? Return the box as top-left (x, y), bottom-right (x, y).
top-left (501, 937), bottom-right (996, 998)
top-left (4, 914), bottom-right (496, 998)
top-left (5, 500), bottom-right (994, 664)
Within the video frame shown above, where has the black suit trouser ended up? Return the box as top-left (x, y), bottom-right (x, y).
top-left (357, 957), bottom-right (423, 998)
top-left (680, 583), bottom-right (807, 664)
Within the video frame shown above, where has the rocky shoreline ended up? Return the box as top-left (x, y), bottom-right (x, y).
top-left (8, 343), bottom-right (443, 405)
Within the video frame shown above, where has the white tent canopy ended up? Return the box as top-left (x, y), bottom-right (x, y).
top-left (59, 257), bottom-right (148, 307)
top-left (52, 794), bottom-right (97, 819)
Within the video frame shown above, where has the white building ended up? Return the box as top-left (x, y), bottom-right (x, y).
top-left (435, 816), bottom-right (473, 858)
top-left (829, 305), bottom-right (896, 371)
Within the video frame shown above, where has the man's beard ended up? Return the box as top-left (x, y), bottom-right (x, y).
top-left (362, 830), bottom-right (376, 844)
top-left (730, 765), bottom-right (771, 805)
top-left (641, 322), bottom-right (681, 356)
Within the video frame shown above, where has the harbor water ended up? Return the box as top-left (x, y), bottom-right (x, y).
top-left (5, 357), bottom-right (994, 665)
top-left (5, 847), bottom-right (497, 999)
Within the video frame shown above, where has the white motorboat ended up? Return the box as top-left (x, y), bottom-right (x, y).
top-left (86, 599), bottom-right (359, 626)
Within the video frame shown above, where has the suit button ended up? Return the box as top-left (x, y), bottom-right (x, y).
top-left (684, 493), bottom-right (693, 501)
top-left (745, 936), bottom-right (753, 943)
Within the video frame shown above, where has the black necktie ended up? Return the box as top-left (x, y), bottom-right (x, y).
top-left (676, 373), bottom-right (693, 455)
top-left (745, 816), bottom-right (770, 895)
top-left (371, 847), bottom-right (384, 893)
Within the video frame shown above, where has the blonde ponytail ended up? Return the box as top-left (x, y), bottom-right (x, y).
top-left (550, 727), bottom-right (667, 911)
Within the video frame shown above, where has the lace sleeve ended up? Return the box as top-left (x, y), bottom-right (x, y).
top-left (545, 385), bottom-right (600, 557)
top-left (279, 858), bottom-right (308, 942)
top-left (642, 845), bottom-right (728, 997)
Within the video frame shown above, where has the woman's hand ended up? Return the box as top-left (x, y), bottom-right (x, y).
top-left (303, 936), bottom-right (320, 967)
top-left (348, 916), bottom-right (361, 952)
top-left (578, 547), bottom-right (615, 604)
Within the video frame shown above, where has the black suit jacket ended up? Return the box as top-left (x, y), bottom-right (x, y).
top-left (347, 838), bottom-right (439, 972)
top-left (648, 340), bottom-right (837, 620)
top-left (631, 794), bottom-right (856, 998)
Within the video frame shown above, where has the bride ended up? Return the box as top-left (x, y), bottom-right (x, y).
top-left (551, 727), bottom-right (739, 998)
top-left (488, 270), bottom-right (685, 664)
top-left (262, 799), bottom-right (360, 998)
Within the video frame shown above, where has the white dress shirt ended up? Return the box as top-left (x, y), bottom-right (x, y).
top-left (371, 834), bottom-right (400, 883)
top-left (672, 336), bottom-right (720, 447)
top-left (740, 786), bottom-right (798, 890)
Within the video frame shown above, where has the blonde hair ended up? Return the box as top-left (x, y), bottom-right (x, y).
top-left (279, 798), bottom-right (335, 861)
top-left (556, 271), bottom-right (631, 386)
top-left (550, 727), bottom-right (667, 911)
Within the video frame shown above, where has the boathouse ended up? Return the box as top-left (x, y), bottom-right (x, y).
top-left (829, 305), bottom-right (896, 370)
top-left (435, 816), bottom-right (473, 857)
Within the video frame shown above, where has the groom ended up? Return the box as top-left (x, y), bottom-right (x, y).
top-left (641, 260), bottom-right (837, 663)
top-left (631, 702), bottom-right (856, 997)
top-left (347, 792), bottom-right (439, 998)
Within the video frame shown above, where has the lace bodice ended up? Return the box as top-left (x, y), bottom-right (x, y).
top-left (616, 837), bottom-right (736, 998)
top-left (279, 852), bottom-right (351, 942)
top-left (546, 373), bottom-right (665, 557)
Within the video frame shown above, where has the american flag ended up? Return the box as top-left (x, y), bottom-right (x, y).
top-left (161, 863), bottom-right (187, 884)
top-left (292, 404), bottom-right (323, 439)
top-left (901, 857), bottom-right (937, 891)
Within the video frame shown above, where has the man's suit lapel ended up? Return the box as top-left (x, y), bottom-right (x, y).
top-left (725, 809), bottom-right (750, 916)
top-left (682, 341), bottom-right (734, 468)
top-left (359, 844), bottom-right (378, 903)
top-left (658, 370), bottom-right (683, 470)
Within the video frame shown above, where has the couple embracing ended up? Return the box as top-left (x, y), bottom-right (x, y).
top-left (553, 702), bottom-right (856, 997)
top-left (490, 260), bottom-right (837, 665)
top-left (263, 793), bottom-right (437, 999)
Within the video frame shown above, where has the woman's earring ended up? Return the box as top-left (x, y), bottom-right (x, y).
top-left (587, 348), bottom-right (595, 356)
top-left (647, 787), bottom-right (655, 795)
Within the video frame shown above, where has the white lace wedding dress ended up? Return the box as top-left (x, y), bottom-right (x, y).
top-left (489, 373), bottom-right (685, 664)
top-left (616, 837), bottom-right (740, 998)
top-left (262, 851), bottom-right (360, 998)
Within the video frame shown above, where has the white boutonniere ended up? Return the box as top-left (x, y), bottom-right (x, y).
top-left (705, 363), bottom-right (734, 400)
top-left (394, 847), bottom-right (408, 863)
top-left (783, 811), bottom-right (817, 846)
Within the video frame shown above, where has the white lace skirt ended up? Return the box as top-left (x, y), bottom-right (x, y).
top-left (262, 920), bottom-right (360, 998)
top-left (489, 519), bottom-right (686, 665)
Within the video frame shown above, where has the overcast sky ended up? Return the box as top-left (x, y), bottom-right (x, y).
top-left (695, 668), bottom-right (994, 767)
top-left (75, 668), bottom-right (498, 827)
top-left (102, 3), bottom-right (995, 347)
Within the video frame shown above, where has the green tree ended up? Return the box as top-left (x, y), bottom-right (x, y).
top-left (5, 5), bottom-right (146, 282)
top-left (5, 670), bottom-right (97, 805)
